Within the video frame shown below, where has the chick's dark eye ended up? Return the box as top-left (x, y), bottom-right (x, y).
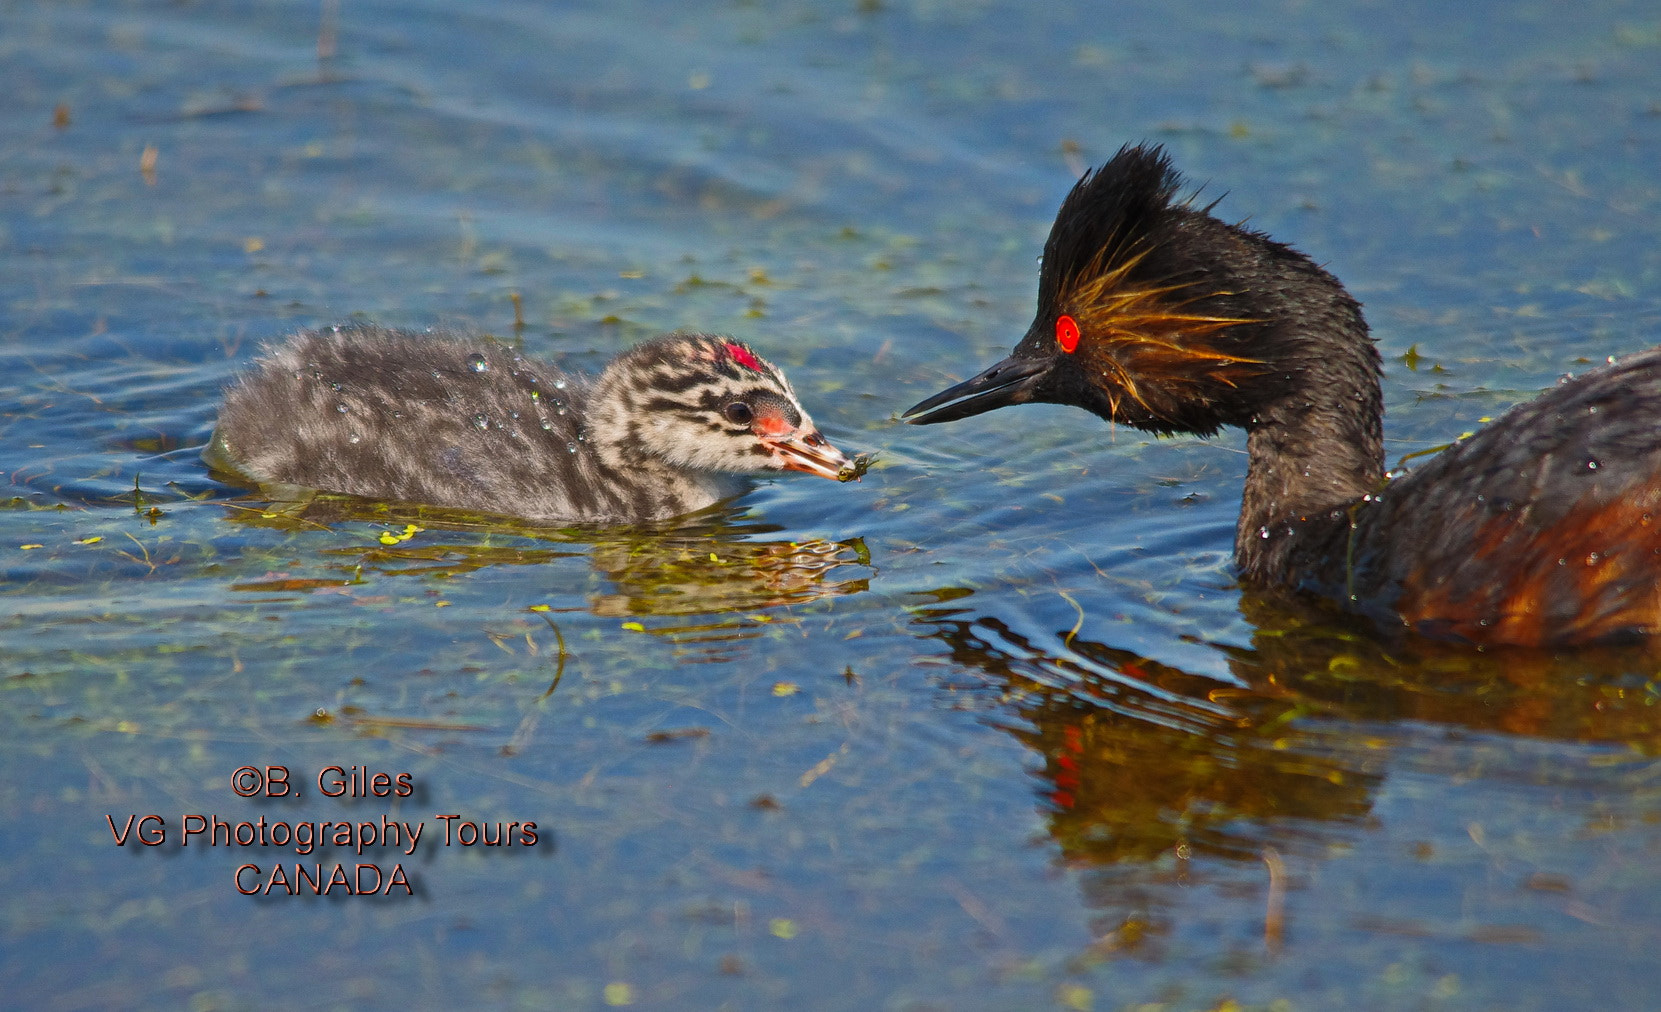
top-left (723, 402), bottom-right (754, 426)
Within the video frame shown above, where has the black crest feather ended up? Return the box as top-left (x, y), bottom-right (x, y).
top-left (1037, 144), bottom-right (1185, 314)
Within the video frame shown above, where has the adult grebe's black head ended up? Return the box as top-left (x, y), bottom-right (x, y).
top-left (903, 144), bottom-right (1379, 444)
top-left (902, 144), bottom-right (1661, 647)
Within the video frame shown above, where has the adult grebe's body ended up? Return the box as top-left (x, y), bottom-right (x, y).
top-left (905, 145), bottom-right (1661, 646)
top-left (211, 326), bottom-right (858, 523)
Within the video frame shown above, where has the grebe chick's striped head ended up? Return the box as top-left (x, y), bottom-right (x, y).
top-left (588, 333), bottom-right (859, 481)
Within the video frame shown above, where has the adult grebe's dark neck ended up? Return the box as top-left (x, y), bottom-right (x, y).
top-left (1233, 267), bottom-right (1384, 582)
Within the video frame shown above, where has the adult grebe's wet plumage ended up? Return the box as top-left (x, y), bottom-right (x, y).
top-left (905, 145), bottom-right (1661, 646)
top-left (210, 326), bottom-right (858, 523)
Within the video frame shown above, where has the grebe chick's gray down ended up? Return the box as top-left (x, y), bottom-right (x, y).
top-left (208, 326), bottom-right (865, 523)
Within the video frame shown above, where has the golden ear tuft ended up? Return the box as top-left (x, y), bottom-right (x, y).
top-left (1059, 245), bottom-right (1263, 425)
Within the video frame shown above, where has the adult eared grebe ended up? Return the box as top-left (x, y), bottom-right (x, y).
top-left (210, 326), bottom-right (860, 523)
top-left (904, 144), bottom-right (1661, 647)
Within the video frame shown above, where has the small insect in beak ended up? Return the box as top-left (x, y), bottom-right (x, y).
top-left (760, 425), bottom-right (861, 482)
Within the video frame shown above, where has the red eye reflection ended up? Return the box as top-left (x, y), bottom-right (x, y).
top-left (1055, 314), bottom-right (1080, 353)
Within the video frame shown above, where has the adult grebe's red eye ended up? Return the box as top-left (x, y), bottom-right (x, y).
top-left (1055, 314), bottom-right (1080, 353)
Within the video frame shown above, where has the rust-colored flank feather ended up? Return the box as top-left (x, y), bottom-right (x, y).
top-left (1393, 483), bottom-right (1661, 646)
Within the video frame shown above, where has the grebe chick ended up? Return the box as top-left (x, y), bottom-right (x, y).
top-left (210, 326), bottom-right (860, 523)
top-left (905, 144), bottom-right (1661, 647)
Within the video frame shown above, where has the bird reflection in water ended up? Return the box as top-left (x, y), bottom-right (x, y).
top-left (223, 499), bottom-right (870, 652)
top-left (912, 588), bottom-right (1661, 955)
